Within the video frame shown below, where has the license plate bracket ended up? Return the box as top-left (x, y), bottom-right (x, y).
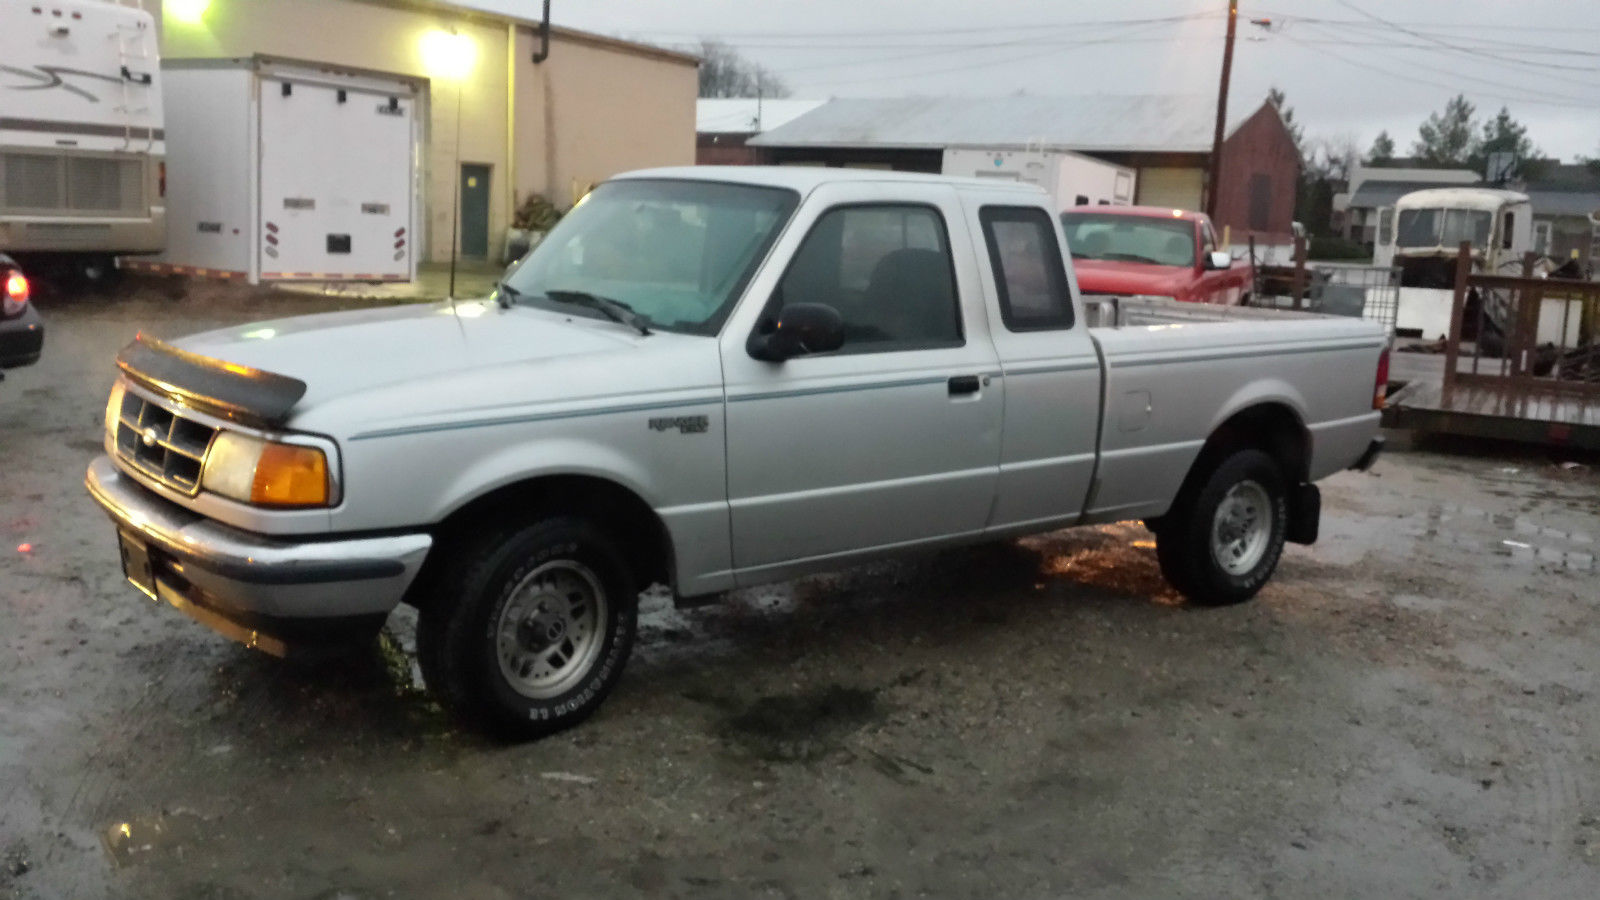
top-left (118, 529), bottom-right (157, 600)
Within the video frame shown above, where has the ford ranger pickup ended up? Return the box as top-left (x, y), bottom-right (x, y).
top-left (87, 167), bottom-right (1386, 738)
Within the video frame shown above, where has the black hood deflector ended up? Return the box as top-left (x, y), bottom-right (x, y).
top-left (116, 333), bottom-right (307, 428)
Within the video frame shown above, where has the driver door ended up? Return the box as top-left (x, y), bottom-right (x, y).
top-left (718, 183), bottom-right (1003, 581)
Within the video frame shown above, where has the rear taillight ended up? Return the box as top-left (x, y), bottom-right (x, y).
top-left (1374, 347), bottom-right (1390, 410)
top-left (2, 270), bottom-right (28, 316)
top-left (158, 161), bottom-right (167, 199)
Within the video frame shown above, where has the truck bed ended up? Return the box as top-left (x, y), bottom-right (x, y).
top-left (1081, 295), bottom-right (1332, 328)
top-left (1077, 295), bottom-right (1389, 523)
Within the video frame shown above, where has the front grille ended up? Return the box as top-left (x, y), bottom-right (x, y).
top-left (113, 391), bottom-right (218, 495)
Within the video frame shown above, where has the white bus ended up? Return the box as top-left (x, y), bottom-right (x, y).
top-left (0, 0), bottom-right (165, 280)
top-left (1373, 187), bottom-right (1532, 286)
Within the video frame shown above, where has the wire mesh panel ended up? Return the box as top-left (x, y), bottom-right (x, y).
top-left (1247, 263), bottom-right (1399, 334)
top-left (1313, 265), bottom-right (1399, 332)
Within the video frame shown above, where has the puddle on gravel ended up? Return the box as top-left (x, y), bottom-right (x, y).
top-left (720, 685), bottom-right (882, 763)
top-left (101, 811), bottom-right (207, 868)
top-left (1318, 503), bottom-right (1596, 572)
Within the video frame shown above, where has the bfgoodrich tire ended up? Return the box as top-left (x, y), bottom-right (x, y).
top-left (417, 516), bottom-right (638, 739)
top-left (1154, 449), bottom-right (1288, 606)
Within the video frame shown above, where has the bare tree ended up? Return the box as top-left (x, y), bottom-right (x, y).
top-left (696, 40), bottom-right (791, 99)
top-left (1305, 133), bottom-right (1361, 183)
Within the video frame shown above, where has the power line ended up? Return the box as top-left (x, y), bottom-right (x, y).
top-left (1284, 36), bottom-right (1600, 59)
top-left (1332, 0), bottom-right (1600, 74)
top-left (632, 13), bottom-right (1223, 41)
top-left (763, 19), bottom-right (1209, 75)
top-left (1252, 12), bottom-right (1600, 34)
top-left (785, 20), bottom-right (1183, 88)
top-left (1301, 18), bottom-right (1600, 95)
top-left (1276, 32), bottom-right (1596, 111)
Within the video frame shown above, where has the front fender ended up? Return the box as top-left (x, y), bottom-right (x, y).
top-left (433, 437), bottom-right (663, 523)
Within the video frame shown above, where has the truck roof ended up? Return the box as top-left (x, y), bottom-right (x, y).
top-left (615, 165), bottom-right (1049, 196)
top-left (1061, 205), bottom-right (1207, 222)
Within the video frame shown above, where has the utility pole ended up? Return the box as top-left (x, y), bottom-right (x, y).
top-left (1205, 0), bottom-right (1238, 219)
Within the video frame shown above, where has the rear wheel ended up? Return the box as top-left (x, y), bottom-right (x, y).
top-left (417, 516), bottom-right (638, 739)
top-left (1154, 449), bottom-right (1287, 606)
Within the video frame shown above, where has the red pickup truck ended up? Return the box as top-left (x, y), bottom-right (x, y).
top-left (1059, 206), bottom-right (1253, 305)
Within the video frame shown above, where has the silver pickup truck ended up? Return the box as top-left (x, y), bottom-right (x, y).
top-left (87, 167), bottom-right (1387, 737)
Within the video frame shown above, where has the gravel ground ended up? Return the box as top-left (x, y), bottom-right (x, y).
top-left (2, 282), bottom-right (1597, 899)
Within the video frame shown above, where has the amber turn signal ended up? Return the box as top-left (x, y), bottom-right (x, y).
top-left (250, 443), bottom-right (329, 507)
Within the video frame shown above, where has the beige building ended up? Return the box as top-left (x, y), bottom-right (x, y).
top-left (154, 0), bottom-right (698, 262)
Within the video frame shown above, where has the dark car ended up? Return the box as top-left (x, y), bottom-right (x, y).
top-left (1, 253), bottom-right (44, 371)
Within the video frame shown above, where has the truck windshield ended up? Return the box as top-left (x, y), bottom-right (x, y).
top-left (1058, 213), bottom-right (1195, 267)
top-left (1395, 208), bottom-right (1492, 249)
top-left (501, 179), bottom-right (799, 335)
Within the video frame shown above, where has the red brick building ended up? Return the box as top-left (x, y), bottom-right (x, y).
top-left (1211, 102), bottom-right (1302, 245)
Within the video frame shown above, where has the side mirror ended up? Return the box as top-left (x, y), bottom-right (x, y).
top-left (1205, 251), bottom-right (1233, 271)
top-left (747, 303), bottom-right (845, 362)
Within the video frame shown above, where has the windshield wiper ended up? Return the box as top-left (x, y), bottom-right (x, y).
top-left (494, 281), bottom-right (522, 309)
top-left (543, 289), bottom-right (653, 336)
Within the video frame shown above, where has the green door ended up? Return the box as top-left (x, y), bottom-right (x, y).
top-left (459, 164), bottom-right (491, 258)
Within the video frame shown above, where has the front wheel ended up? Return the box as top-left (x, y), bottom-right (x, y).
top-left (1154, 449), bottom-right (1287, 606)
top-left (417, 516), bottom-right (638, 739)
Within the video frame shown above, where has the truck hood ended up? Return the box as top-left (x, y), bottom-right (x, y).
top-left (1072, 259), bottom-right (1195, 299)
top-left (174, 300), bottom-right (665, 413)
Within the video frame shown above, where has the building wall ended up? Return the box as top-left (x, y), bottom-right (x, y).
top-left (512, 27), bottom-right (697, 210)
top-left (1539, 214), bottom-right (1598, 270)
top-left (697, 133), bottom-right (767, 166)
top-left (761, 146), bottom-right (945, 172)
top-left (155, 0), bottom-right (695, 263)
top-left (1213, 104), bottom-right (1300, 244)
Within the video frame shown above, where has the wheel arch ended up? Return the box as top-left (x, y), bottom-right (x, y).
top-left (406, 473), bottom-right (675, 609)
top-left (1152, 400), bottom-right (1310, 531)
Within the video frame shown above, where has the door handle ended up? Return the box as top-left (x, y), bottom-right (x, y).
top-left (947, 375), bottom-right (981, 396)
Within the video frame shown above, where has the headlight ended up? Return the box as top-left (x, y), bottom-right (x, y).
top-left (202, 432), bottom-right (330, 508)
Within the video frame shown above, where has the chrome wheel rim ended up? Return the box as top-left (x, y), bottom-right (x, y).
top-left (495, 560), bottom-right (608, 699)
top-left (1211, 481), bottom-right (1272, 576)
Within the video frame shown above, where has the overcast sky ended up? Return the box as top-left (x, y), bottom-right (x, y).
top-left (470, 0), bottom-right (1599, 162)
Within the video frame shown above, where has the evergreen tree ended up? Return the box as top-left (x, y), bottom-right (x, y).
top-left (1412, 94), bottom-right (1479, 167)
top-left (1366, 130), bottom-right (1396, 165)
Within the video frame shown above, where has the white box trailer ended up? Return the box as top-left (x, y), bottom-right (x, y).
top-left (129, 56), bottom-right (422, 285)
top-left (942, 147), bottom-right (1136, 212)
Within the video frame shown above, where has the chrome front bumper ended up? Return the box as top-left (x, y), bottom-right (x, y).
top-left (86, 456), bottom-right (432, 655)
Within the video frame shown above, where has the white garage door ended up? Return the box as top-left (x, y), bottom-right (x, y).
top-left (258, 77), bottom-right (415, 281)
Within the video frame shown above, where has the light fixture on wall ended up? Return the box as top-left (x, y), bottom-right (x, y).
top-left (421, 29), bottom-right (477, 81)
top-left (167, 0), bottom-right (212, 25)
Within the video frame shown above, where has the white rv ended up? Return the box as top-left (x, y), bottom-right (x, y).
top-left (0, 0), bottom-right (165, 276)
top-left (942, 147), bottom-right (1136, 212)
